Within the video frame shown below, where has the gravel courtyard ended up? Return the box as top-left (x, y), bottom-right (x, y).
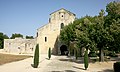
top-left (0, 54), bottom-right (115, 72)
top-left (41, 56), bottom-right (114, 72)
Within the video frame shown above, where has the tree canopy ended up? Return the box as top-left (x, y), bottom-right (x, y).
top-left (10, 33), bottom-right (23, 39)
top-left (60, 1), bottom-right (120, 62)
top-left (0, 32), bottom-right (9, 49)
top-left (26, 35), bottom-right (34, 39)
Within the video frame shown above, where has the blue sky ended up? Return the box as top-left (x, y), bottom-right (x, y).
top-left (0, 0), bottom-right (115, 37)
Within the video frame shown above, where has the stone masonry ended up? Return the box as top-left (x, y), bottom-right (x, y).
top-left (4, 37), bottom-right (36, 54)
top-left (37, 8), bottom-right (76, 54)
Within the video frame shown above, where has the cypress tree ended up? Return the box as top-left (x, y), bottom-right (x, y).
top-left (48, 47), bottom-right (51, 60)
top-left (84, 49), bottom-right (89, 70)
top-left (75, 49), bottom-right (78, 60)
top-left (33, 44), bottom-right (39, 68)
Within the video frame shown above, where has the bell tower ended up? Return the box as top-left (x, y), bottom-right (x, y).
top-left (49, 8), bottom-right (76, 31)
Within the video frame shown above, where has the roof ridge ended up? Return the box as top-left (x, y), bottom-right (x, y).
top-left (50, 8), bottom-right (75, 16)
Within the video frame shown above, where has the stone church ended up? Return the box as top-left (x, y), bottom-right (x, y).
top-left (4, 8), bottom-right (76, 55)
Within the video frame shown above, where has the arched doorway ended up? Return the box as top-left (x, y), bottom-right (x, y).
top-left (60, 45), bottom-right (68, 55)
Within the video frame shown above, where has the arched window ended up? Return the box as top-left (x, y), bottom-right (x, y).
top-left (61, 23), bottom-right (64, 29)
top-left (37, 32), bottom-right (38, 37)
top-left (45, 37), bottom-right (47, 42)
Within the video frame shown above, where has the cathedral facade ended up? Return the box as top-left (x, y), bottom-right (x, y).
top-left (37, 8), bottom-right (76, 54)
top-left (4, 8), bottom-right (76, 55)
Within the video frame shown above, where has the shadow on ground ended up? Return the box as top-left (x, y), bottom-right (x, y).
top-left (110, 57), bottom-right (120, 61)
top-left (72, 66), bottom-right (85, 70)
top-left (51, 71), bottom-right (61, 72)
top-left (51, 70), bottom-right (76, 72)
top-left (31, 64), bottom-right (34, 68)
top-left (46, 58), bottom-right (50, 60)
top-left (50, 67), bottom-right (114, 72)
top-left (102, 69), bottom-right (114, 72)
top-left (58, 56), bottom-right (97, 64)
top-left (59, 56), bottom-right (120, 64)
top-left (59, 57), bottom-right (84, 64)
top-left (65, 70), bottom-right (76, 72)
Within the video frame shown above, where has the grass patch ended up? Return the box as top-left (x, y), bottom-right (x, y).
top-left (0, 53), bottom-right (32, 65)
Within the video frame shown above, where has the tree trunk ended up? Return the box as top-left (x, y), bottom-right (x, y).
top-left (99, 48), bottom-right (104, 62)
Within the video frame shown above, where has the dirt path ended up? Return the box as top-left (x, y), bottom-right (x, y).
top-left (0, 55), bottom-right (115, 72)
top-left (0, 54), bottom-right (54, 72)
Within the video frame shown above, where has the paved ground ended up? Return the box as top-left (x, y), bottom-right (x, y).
top-left (0, 54), bottom-right (51, 72)
top-left (41, 56), bottom-right (114, 72)
top-left (0, 54), bottom-right (115, 72)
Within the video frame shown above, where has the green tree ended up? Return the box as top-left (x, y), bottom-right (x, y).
top-left (92, 10), bottom-right (113, 62)
top-left (76, 17), bottom-right (93, 56)
top-left (3, 34), bottom-right (9, 39)
top-left (106, 1), bottom-right (120, 24)
top-left (59, 1), bottom-right (120, 62)
top-left (75, 48), bottom-right (78, 60)
top-left (84, 49), bottom-right (89, 70)
top-left (60, 23), bottom-right (76, 55)
top-left (0, 32), bottom-right (9, 49)
top-left (10, 33), bottom-right (23, 39)
top-left (109, 19), bottom-right (120, 53)
top-left (26, 36), bottom-right (34, 39)
top-left (105, 1), bottom-right (120, 53)
top-left (33, 44), bottom-right (39, 68)
top-left (60, 23), bottom-right (76, 44)
top-left (0, 33), bottom-right (4, 49)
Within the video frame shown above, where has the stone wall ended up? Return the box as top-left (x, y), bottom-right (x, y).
top-left (4, 37), bottom-right (36, 54)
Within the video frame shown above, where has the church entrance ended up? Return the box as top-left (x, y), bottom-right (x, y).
top-left (60, 45), bottom-right (68, 55)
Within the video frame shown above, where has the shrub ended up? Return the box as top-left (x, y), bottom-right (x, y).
top-left (75, 49), bottom-right (78, 60)
top-left (108, 52), bottom-right (118, 57)
top-left (114, 62), bottom-right (120, 72)
top-left (70, 48), bottom-right (74, 56)
top-left (33, 44), bottom-right (39, 68)
top-left (84, 49), bottom-right (89, 70)
top-left (48, 47), bottom-right (51, 60)
top-left (88, 51), bottom-right (97, 57)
